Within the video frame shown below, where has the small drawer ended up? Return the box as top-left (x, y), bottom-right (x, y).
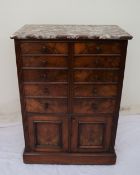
top-left (23, 69), bottom-right (68, 82)
top-left (73, 99), bottom-right (116, 114)
top-left (74, 84), bottom-right (118, 97)
top-left (25, 98), bottom-right (68, 113)
top-left (73, 56), bottom-right (120, 68)
top-left (74, 41), bottom-right (121, 54)
top-left (22, 56), bottom-right (68, 68)
top-left (23, 84), bottom-right (68, 97)
top-left (74, 70), bottom-right (119, 82)
top-left (20, 42), bottom-right (68, 54)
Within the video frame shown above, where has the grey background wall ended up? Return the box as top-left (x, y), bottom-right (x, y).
top-left (0, 0), bottom-right (139, 123)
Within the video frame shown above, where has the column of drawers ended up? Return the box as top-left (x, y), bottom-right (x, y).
top-left (21, 42), bottom-right (69, 114)
top-left (72, 41), bottom-right (121, 114)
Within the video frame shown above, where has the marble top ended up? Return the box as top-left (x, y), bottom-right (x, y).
top-left (11, 24), bottom-right (132, 40)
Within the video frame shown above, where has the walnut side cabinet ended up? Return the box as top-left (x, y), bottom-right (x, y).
top-left (11, 25), bottom-right (132, 164)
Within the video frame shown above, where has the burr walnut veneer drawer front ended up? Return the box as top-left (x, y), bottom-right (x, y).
top-left (23, 84), bottom-right (68, 97)
top-left (74, 70), bottom-right (119, 82)
top-left (22, 56), bottom-right (67, 68)
top-left (25, 98), bottom-right (68, 113)
top-left (73, 99), bottom-right (116, 114)
top-left (73, 56), bottom-right (120, 68)
top-left (74, 41), bottom-right (121, 54)
top-left (23, 69), bottom-right (68, 82)
top-left (20, 42), bottom-right (68, 54)
top-left (74, 84), bottom-right (118, 97)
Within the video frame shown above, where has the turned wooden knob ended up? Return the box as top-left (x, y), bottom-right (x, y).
top-left (72, 118), bottom-right (76, 122)
top-left (91, 102), bottom-right (98, 110)
top-left (42, 59), bottom-right (48, 64)
top-left (42, 46), bottom-right (48, 52)
top-left (41, 74), bottom-right (47, 79)
top-left (92, 87), bottom-right (97, 94)
top-left (44, 87), bottom-right (49, 94)
top-left (95, 46), bottom-right (101, 53)
top-left (95, 59), bottom-right (99, 66)
top-left (95, 75), bottom-right (100, 81)
top-left (44, 102), bottom-right (49, 109)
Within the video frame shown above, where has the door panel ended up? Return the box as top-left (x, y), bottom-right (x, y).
top-left (71, 116), bottom-right (112, 152)
top-left (28, 115), bottom-right (69, 152)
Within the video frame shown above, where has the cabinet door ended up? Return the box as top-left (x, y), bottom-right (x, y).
top-left (28, 115), bottom-right (69, 152)
top-left (71, 116), bottom-right (112, 152)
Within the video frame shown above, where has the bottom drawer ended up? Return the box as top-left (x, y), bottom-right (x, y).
top-left (27, 115), bottom-right (69, 152)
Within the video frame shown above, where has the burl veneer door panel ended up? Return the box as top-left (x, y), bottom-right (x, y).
top-left (28, 115), bottom-right (69, 152)
top-left (71, 116), bottom-right (112, 152)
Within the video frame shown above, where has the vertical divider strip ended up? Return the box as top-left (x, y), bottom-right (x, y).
top-left (67, 41), bottom-right (74, 152)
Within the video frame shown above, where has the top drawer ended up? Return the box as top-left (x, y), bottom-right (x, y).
top-left (20, 42), bottom-right (68, 54)
top-left (74, 41), bottom-right (121, 54)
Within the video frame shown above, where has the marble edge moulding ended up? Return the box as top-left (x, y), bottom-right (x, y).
top-left (10, 24), bottom-right (133, 40)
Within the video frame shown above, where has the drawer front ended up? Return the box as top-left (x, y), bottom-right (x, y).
top-left (20, 42), bottom-right (68, 54)
top-left (23, 69), bottom-right (68, 82)
top-left (22, 56), bottom-right (67, 67)
top-left (74, 84), bottom-right (118, 97)
top-left (74, 41), bottom-right (121, 54)
top-left (73, 99), bottom-right (116, 114)
top-left (23, 84), bottom-right (68, 97)
top-left (73, 56), bottom-right (120, 68)
top-left (74, 70), bottom-right (119, 82)
top-left (25, 98), bottom-right (68, 113)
